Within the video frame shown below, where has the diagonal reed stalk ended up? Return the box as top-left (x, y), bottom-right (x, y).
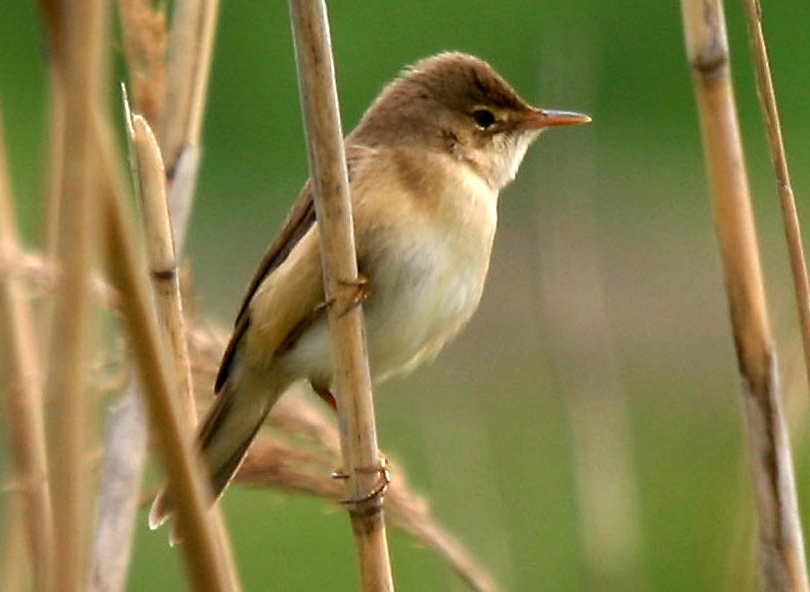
top-left (680, 1), bottom-right (809, 590)
top-left (740, 0), bottom-right (810, 403)
top-left (89, 1), bottom-right (233, 589)
top-left (99, 116), bottom-right (235, 592)
top-left (125, 106), bottom-right (241, 590)
top-left (288, 1), bottom-right (395, 590)
top-left (127, 101), bottom-right (198, 437)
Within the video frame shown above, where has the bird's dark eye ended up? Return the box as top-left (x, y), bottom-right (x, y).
top-left (472, 108), bottom-right (496, 130)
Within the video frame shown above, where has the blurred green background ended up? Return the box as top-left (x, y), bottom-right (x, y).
top-left (2, 1), bottom-right (810, 591)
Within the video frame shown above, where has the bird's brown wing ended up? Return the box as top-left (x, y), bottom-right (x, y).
top-left (214, 181), bottom-right (316, 393)
top-left (214, 145), bottom-right (367, 393)
top-left (233, 183), bottom-right (317, 326)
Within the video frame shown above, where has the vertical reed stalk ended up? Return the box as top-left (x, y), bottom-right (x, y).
top-left (680, 1), bottom-right (809, 590)
top-left (158, 0), bottom-right (219, 248)
top-left (288, 1), bottom-right (395, 590)
top-left (0, 109), bottom-right (54, 592)
top-left (44, 1), bottom-right (109, 590)
top-left (0, 495), bottom-right (27, 592)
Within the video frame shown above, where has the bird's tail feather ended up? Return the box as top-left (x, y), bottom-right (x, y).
top-left (149, 371), bottom-right (283, 533)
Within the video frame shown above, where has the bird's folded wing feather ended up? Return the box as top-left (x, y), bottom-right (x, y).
top-left (215, 144), bottom-right (368, 393)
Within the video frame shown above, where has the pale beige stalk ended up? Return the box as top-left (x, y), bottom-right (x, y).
top-left (288, 1), bottom-right (395, 591)
top-left (156, 0), bottom-right (218, 248)
top-left (0, 109), bottom-right (54, 592)
top-left (741, 0), bottom-right (810, 408)
top-left (160, 0), bottom-right (217, 154)
top-left (100, 121), bottom-right (236, 592)
top-left (129, 109), bottom-right (197, 423)
top-left (124, 108), bottom-right (241, 590)
top-left (681, 1), bottom-right (809, 590)
top-left (92, 1), bottom-right (231, 588)
top-left (44, 1), bottom-right (109, 590)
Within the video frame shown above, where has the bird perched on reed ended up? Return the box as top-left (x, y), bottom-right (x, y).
top-left (150, 51), bottom-right (589, 530)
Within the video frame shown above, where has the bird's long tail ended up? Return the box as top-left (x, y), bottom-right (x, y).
top-left (148, 370), bottom-right (284, 532)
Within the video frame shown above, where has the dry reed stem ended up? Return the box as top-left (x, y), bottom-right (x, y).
top-left (89, 383), bottom-right (149, 592)
top-left (117, 0), bottom-right (167, 129)
top-left (45, 1), bottom-right (109, 589)
top-left (128, 109), bottom-right (197, 423)
top-left (87, 119), bottom-right (151, 588)
top-left (87, 102), bottom-right (146, 592)
top-left (91, 2), bottom-right (227, 588)
top-left (161, 0), bottom-right (219, 249)
top-left (681, 1), bottom-right (809, 590)
top-left (125, 104), bottom-right (242, 590)
top-left (288, 1), bottom-right (394, 590)
top-left (0, 494), bottom-right (28, 592)
top-left (100, 118), bottom-right (236, 592)
top-left (160, 0), bottom-right (218, 171)
top-left (741, 0), bottom-right (810, 401)
top-left (0, 109), bottom-right (54, 592)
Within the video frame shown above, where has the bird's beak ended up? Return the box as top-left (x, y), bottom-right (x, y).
top-left (524, 108), bottom-right (592, 129)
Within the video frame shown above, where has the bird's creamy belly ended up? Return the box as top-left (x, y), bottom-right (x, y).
top-left (361, 221), bottom-right (491, 380)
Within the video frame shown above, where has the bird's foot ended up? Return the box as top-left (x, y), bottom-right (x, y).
top-left (337, 273), bottom-right (369, 317)
top-left (331, 456), bottom-right (390, 505)
top-left (314, 274), bottom-right (369, 318)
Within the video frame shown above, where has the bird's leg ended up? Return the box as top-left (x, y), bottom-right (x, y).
top-left (315, 385), bottom-right (391, 503)
top-left (331, 456), bottom-right (391, 505)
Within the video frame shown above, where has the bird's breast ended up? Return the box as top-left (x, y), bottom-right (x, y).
top-left (359, 164), bottom-right (498, 380)
top-left (272, 150), bottom-right (500, 389)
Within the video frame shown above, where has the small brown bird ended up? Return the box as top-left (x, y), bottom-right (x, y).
top-left (150, 51), bottom-right (589, 528)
